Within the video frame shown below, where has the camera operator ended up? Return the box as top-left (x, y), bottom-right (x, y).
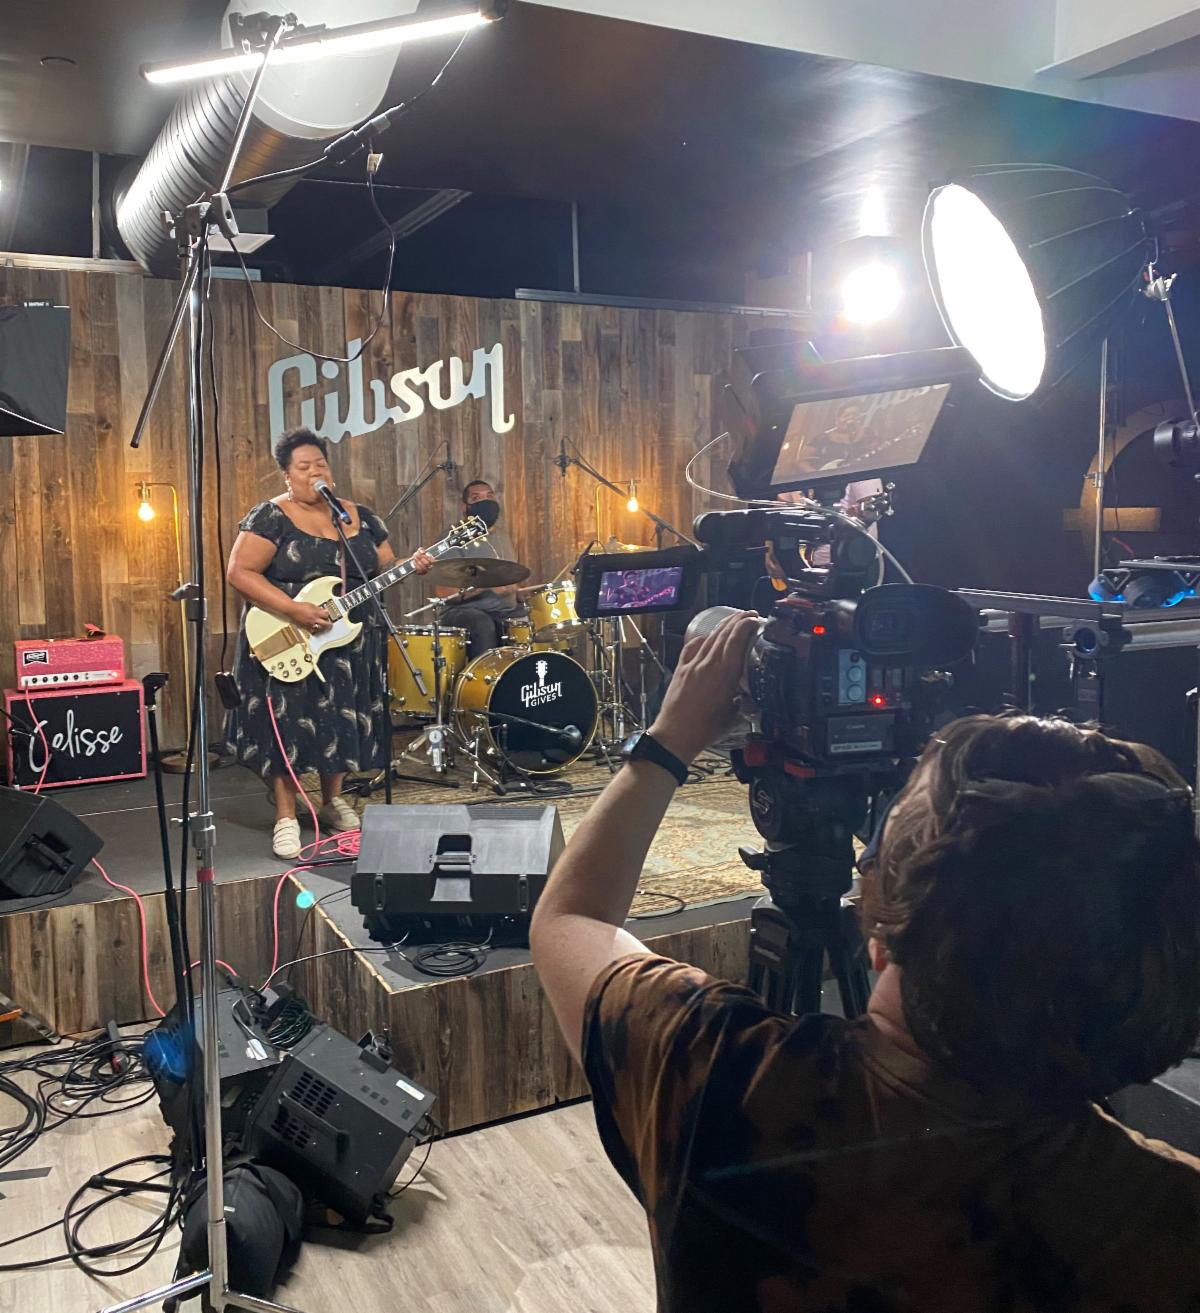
top-left (530, 611), bottom-right (1200, 1312)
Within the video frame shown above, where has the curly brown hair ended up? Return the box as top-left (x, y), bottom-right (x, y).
top-left (862, 713), bottom-right (1200, 1107)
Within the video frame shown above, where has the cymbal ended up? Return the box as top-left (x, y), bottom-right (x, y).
top-left (426, 556), bottom-right (532, 589)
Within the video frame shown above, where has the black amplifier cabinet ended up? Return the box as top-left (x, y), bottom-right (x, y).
top-left (244, 1024), bottom-right (435, 1225)
top-left (351, 803), bottom-right (564, 942)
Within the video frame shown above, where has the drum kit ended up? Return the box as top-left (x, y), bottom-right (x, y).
top-left (385, 552), bottom-right (653, 790)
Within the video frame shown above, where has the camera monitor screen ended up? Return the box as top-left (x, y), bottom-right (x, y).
top-left (597, 565), bottom-right (685, 614)
top-left (770, 384), bottom-right (950, 486)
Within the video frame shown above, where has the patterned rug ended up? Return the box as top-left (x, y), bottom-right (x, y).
top-left (300, 752), bottom-right (765, 919)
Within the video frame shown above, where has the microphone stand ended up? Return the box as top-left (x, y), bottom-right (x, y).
top-left (328, 505), bottom-right (402, 806)
top-left (557, 440), bottom-right (699, 549)
top-left (385, 441), bottom-right (457, 521)
top-left (117, 16), bottom-right (311, 1313)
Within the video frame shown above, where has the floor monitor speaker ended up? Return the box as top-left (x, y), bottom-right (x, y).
top-left (0, 785), bottom-right (102, 899)
top-left (351, 803), bottom-right (564, 942)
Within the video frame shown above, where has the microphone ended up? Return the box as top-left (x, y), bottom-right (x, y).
top-left (313, 479), bottom-right (351, 525)
top-left (556, 438), bottom-right (569, 479)
top-left (559, 724), bottom-right (583, 749)
top-left (443, 443), bottom-right (458, 487)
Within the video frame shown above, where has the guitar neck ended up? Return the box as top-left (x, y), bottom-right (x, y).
top-left (333, 534), bottom-right (474, 615)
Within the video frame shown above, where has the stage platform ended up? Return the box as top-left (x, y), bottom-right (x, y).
top-left (0, 758), bottom-right (763, 1128)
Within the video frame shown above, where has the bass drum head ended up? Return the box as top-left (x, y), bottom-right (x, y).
top-left (454, 648), bottom-right (597, 775)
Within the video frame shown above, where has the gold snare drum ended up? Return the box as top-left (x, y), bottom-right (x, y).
top-left (388, 625), bottom-right (468, 718)
top-left (453, 648), bottom-right (597, 775)
top-left (526, 580), bottom-right (583, 638)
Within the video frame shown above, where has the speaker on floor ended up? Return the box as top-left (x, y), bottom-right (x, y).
top-left (243, 1024), bottom-right (435, 1226)
top-left (350, 802), bottom-right (565, 943)
top-left (0, 785), bottom-right (103, 899)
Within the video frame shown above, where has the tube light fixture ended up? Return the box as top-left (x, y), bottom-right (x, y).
top-left (142, 4), bottom-right (499, 86)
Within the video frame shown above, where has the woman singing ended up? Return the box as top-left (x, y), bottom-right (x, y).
top-left (225, 428), bottom-right (432, 859)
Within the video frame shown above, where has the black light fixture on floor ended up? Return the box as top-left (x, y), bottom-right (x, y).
top-left (921, 162), bottom-right (1200, 575)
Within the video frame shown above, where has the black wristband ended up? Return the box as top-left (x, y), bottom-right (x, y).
top-left (620, 730), bottom-right (689, 787)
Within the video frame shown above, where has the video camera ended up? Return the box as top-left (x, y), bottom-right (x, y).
top-left (576, 505), bottom-right (977, 799)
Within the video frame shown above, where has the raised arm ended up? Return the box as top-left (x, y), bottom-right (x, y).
top-left (530, 611), bottom-right (758, 1062)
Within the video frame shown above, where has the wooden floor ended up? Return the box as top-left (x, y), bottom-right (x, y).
top-left (0, 1052), bottom-right (654, 1313)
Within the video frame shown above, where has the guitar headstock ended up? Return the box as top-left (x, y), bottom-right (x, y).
top-left (447, 515), bottom-right (489, 550)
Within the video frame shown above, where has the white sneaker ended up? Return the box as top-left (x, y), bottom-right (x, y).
top-left (318, 796), bottom-right (361, 833)
top-left (273, 817), bottom-right (303, 860)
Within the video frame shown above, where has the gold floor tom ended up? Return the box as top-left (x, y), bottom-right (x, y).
top-left (389, 624), bottom-right (469, 718)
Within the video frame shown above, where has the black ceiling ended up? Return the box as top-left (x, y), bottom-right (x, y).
top-left (6, 1), bottom-right (1200, 304)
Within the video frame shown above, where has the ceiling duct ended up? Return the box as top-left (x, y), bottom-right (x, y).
top-left (116, 0), bottom-right (410, 276)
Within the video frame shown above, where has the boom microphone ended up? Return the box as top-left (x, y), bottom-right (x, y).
top-left (313, 479), bottom-right (351, 525)
top-left (556, 437), bottom-right (569, 479)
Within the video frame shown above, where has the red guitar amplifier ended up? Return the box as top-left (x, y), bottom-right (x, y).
top-left (4, 680), bottom-right (146, 789)
top-left (14, 636), bottom-right (127, 689)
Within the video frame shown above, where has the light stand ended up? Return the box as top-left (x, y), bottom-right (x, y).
top-left (109, 16), bottom-right (308, 1313)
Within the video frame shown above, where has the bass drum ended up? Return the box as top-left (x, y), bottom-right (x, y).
top-left (454, 648), bottom-right (597, 776)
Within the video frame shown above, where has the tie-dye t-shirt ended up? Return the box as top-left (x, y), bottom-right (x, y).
top-left (583, 954), bottom-right (1200, 1313)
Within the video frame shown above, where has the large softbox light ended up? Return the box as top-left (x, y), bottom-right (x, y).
top-left (922, 164), bottom-right (1153, 401)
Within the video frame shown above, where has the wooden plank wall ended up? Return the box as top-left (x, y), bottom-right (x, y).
top-left (289, 897), bottom-right (751, 1133)
top-left (0, 874), bottom-right (279, 1044)
top-left (0, 266), bottom-right (757, 749)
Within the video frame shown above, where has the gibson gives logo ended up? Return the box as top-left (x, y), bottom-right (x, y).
top-left (521, 659), bottom-right (562, 709)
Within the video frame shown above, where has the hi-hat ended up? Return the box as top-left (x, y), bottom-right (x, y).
top-left (425, 557), bottom-right (531, 589)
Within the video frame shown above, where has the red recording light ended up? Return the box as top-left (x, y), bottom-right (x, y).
top-left (869, 694), bottom-right (887, 708)
top-left (812, 624), bottom-right (827, 636)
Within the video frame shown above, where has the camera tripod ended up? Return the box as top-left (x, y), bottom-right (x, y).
top-left (737, 769), bottom-right (875, 1019)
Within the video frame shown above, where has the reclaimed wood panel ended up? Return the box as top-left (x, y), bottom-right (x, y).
top-left (0, 265), bottom-right (763, 748)
top-left (0, 875), bottom-right (279, 1043)
top-left (291, 898), bottom-right (751, 1133)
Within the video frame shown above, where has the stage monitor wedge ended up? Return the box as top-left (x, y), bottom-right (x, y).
top-left (352, 803), bottom-right (565, 941)
top-left (0, 305), bottom-right (71, 437)
top-left (0, 786), bottom-right (102, 899)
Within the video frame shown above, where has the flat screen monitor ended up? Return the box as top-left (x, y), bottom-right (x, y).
top-left (596, 565), bottom-right (685, 614)
top-left (0, 305), bottom-right (71, 437)
top-left (770, 384), bottom-right (950, 487)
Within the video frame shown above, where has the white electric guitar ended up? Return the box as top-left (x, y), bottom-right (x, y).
top-left (246, 516), bottom-right (488, 683)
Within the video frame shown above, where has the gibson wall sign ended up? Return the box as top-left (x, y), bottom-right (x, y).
top-left (267, 336), bottom-right (516, 444)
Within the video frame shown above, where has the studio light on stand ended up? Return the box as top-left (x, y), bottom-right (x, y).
top-left (111, 0), bottom-right (508, 1305)
top-left (919, 164), bottom-right (1200, 576)
top-left (840, 260), bottom-right (904, 327)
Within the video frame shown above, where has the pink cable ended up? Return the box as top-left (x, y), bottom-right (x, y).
top-left (189, 959), bottom-right (239, 977)
top-left (22, 689), bottom-right (51, 794)
top-left (266, 829), bottom-right (361, 983)
top-left (265, 686), bottom-right (321, 843)
top-left (265, 680), bottom-right (326, 981)
top-left (94, 858), bottom-right (166, 1018)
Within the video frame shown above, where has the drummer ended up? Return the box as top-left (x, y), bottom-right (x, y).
top-left (438, 479), bottom-right (522, 656)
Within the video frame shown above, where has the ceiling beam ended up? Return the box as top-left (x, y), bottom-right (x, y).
top-left (1042, 2), bottom-right (1200, 77)
top-left (316, 188), bottom-right (470, 285)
